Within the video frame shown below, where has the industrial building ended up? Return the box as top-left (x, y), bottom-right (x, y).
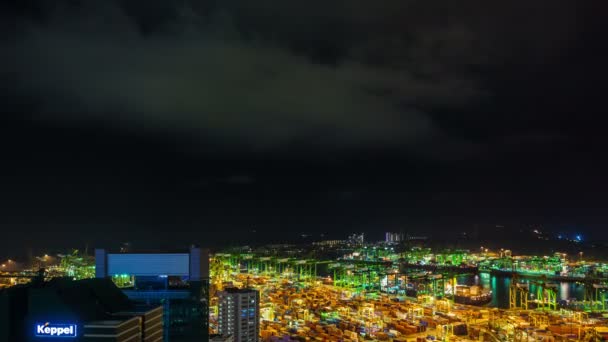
top-left (217, 288), bottom-right (260, 342)
top-left (95, 246), bottom-right (210, 342)
top-left (0, 276), bottom-right (163, 341)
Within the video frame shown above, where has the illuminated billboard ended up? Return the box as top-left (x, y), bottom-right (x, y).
top-left (107, 253), bottom-right (190, 276)
top-left (34, 322), bottom-right (78, 338)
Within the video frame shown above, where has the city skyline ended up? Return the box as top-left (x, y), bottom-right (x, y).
top-left (2, 0), bottom-right (607, 256)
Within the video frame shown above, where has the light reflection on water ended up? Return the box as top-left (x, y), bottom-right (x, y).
top-left (458, 272), bottom-right (585, 308)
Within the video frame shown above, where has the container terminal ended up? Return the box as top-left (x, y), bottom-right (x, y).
top-left (2, 241), bottom-right (608, 341)
top-left (207, 242), bottom-right (608, 342)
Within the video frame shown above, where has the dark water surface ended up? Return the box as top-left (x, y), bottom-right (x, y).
top-left (457, 273), bottom-right (586, 308)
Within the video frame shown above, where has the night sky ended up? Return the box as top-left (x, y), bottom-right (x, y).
top-left (1, 0), bottom-right (607, 257)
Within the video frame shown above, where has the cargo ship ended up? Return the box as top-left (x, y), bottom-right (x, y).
top-left (453, 285), bottom-right (492, 305)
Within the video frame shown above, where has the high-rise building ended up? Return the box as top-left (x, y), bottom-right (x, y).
top-left (385, 232), bottom-right (404, 243)
top-left (217, 288), bottom-right (259, 342)
top-left (0, 277), bottom-right (162, 341)
top-left (95, 246), bottom-right (209, 342)
top-left (347, 233), bottom-right (364, 245)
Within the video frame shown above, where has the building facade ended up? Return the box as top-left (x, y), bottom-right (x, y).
top-left (95, 247), bottom-right (209, 342)
top-left (0, 277), bottom-right (163, 342)
top-left (217, 288), bottom-right (259, 342)
top-left (385, 232), bottom-right (404, 244)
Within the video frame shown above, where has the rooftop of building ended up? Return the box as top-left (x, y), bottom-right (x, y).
top-left (0, 277), bottom-right (135, 321)
top-left (98, 246), bottom-right (207, 254)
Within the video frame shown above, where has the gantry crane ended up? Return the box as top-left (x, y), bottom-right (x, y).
top-left (509, 274), bottom-right (530, 310)
top-left (531, 276), bottom-right (558, 311)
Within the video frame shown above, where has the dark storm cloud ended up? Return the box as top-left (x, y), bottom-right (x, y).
top-left (3, 0), bottom-right (585, 154)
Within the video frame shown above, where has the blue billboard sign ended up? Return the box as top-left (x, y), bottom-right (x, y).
top-left (107, 253), bottom-right (190, 276)
top-left (35, 322), bottom-right (78, 338)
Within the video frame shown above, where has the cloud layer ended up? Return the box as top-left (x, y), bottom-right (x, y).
top-left (3, 0), bottom-right (584, 154)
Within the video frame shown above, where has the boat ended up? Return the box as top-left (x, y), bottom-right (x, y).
top-left (452, 285), bottom-right (492, 305)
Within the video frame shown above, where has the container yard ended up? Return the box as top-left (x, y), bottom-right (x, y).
top-left (212, 272), bottom-right (608, 341)
top-left (211, 247), bottom-right (608, 342)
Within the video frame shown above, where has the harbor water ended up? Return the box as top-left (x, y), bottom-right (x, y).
top-left (457, 272), bottom-right (586, 308)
